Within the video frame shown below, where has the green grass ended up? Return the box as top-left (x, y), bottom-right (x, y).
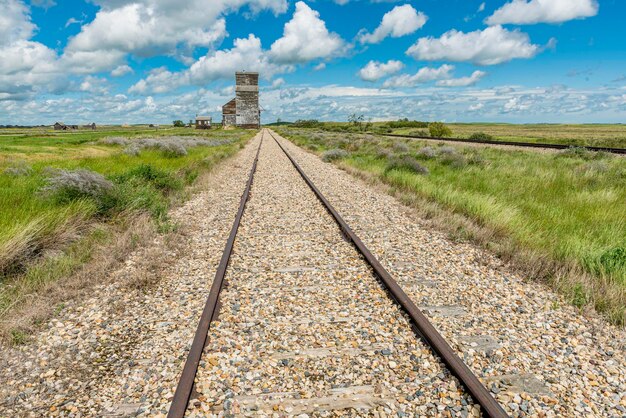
top-left (0, 126), bottom-right (251, 325)
top-left (277, 127), bottom-right (626, 324)
top-left (290, 121), bottom-right (626, 148)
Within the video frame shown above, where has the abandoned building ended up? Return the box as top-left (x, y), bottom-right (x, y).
top-left (53, 122), bottom-right (79, 130)
top-left (195, 115), bottom-right (212, 129)
top-left (221, 72), bottom-right (260, 129)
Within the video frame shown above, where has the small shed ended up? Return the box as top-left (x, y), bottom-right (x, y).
top-left (54, 122), bottom-right (66, 130)
top-left (195, 116), bottom-right (212, 129)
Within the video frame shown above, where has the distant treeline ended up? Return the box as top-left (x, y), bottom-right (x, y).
top-left (0, 125), bottom-right (49, 128)
top-left (288, 118), bottom-right (430, 133)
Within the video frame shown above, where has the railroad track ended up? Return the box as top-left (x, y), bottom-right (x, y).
top-left (376, 132), bottom-right (626, 155)
top-left (168, 129), bottom-right (508, 417)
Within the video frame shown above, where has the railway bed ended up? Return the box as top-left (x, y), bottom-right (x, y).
top-left (169, 130), bottom-right (506, 417)
top-left (1, 130), bottom-right (624, 417)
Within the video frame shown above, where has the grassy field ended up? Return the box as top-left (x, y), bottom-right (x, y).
top-left (293, 121), bottom-right (626, 148)
top-left (0, 126), bottom-right (251, 337)
top-left (391, 123), bottom-right (626, 148)
top-left (276, 127), bottom-right (626, 324)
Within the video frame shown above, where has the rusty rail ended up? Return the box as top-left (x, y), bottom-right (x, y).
top-left (167, 133), bottom-right (264, 418)
top-left (267, 129), bottom-right (509, 418)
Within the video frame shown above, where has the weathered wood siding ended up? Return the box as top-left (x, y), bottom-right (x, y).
top-left (222, 98), bottom-right (237, 126)
top-left (235, 72), bottom-right (260, 128)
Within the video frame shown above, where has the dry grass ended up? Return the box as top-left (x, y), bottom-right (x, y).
top-left (0, 214), bottom-right (155, 343)
top-left (392, 123), bottom-right (626, 148)
top-left (338, 163), bottom-right (625, 325)
top-left (0, 208), bottom-right (91, 276)
top-left (0, 146), bottom-right (115, 163)
top-left (0, 132), bottom-right (248, 343)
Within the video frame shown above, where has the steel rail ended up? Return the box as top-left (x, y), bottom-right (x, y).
top-left (167, 133), bottom-right (264, 418)
top-left (267, 129), bottom-right (509, 418)
top-left (377, 132), bottom-right (626, 155)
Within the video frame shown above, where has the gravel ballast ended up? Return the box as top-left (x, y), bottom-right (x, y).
top-left (188, 132), bottom-right (476, 417)
top-left (0, 133), bottom-right (262, 417)
top-left (0, 128), bottom-right (624, 417)
top-left (272, 129), bottom-right (626, 417)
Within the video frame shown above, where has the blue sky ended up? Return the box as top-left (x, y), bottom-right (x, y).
top-left (1, 0), bottom-right (625, 124)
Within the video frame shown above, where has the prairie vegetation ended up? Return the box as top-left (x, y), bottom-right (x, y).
top-left (0, 126), bottom-right (250, 338)
top-left (277, 127), bottom-right (626, 324)
top-left (288, 119), bottom-right (626, 148)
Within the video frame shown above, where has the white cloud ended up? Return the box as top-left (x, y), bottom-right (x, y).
top-left (436, 70), bottom-right (487, 87)
top-left (130, 35), bottom-right (292, 95)
top-left (188, 34), bottom-right (289, 84)
top-left (271, 78), bottom-right (285, 88)
top-left (0, 0), bottom-right (35, 46)
top-left (65, 5), bottom-right (226, 61)
top-left (79, 75), bottom-right (108, 94)
top-left (111, 64), bottom-right (133, 77)
top-left (3, 83), bottom-right (626, 125)
top-left (383, 64), bottom-right (454, 88)
top-left (358, 4), bottom-right (427, 44)
top-left (65, 17), bottom-right (82, 28)
top-left (358, 60), bottom-right (404, 82)
top-left (314, 62), bottom-right (326, 71)
top-left (486, 0), bottom-right (598, 25)
top-left (0, 0), bottom-right (64, 100)
top-left (62, 0), bottom-right (288, 73)
top-left (406, 26), bottom-right (539, 65)
top-left (60, 49), bottom-right (127, 74)
top-left (270, 2), bottom-right (346, 64)
top-left (478, 2), bottom-right (486, 12)
top-left (128, 67), bottom-right (181, 94)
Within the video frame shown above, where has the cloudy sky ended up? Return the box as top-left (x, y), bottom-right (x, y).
top-left (1, 0), bottom-right (624, 125)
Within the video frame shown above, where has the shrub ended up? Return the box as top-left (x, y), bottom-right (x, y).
top-left (158, 141), bottom-right (187, 157)
top-left (560, 146), bottom-right (592, 160)
top-left (577, 160), bottom-right (609, 175)
top-left (408, 130), bottom-right (430, 137)
top-left (385, 156), bottom-right (429, 175)
top-left (173, 120), bottom-right (185, 127)
top-left (123, 144), bottom-right (141, 156)
top-left (387, 119), bottom-right (428, 129)
top-left (376, 148), bottom-right (393, 159)
top-left (4, 162), bottom-right (33, 176)
top-left (322, 149), bottom-right (349, 162)
top-left (293, 119), bottom-right (323, 128)
top-left (436, 146), bottom-right (466, 167)
top-left (42, 169), bottom-right (114, 208)
top-left (469, 132), bottom-right (494, 141)
top-left (466, 152), bottom-right (486, 165)
top-left (428, 122), bottom-right (452, 138)
top-left (100, 137), bottom-right (129, 146)
top-left (438, 146), bottom-right (457, 155)
top-left (116, 164), bottom-right (182, 193)
top-left (393, 142), bottom-right (409, 153)
top-left (131, 136), bottom-right (229, 155)
top-left (440, 152), bottom-right (467, 168)
top-left (417, 146), bottom-right (437, 159)
top-left (598, 247), bottom-right (626, 275)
